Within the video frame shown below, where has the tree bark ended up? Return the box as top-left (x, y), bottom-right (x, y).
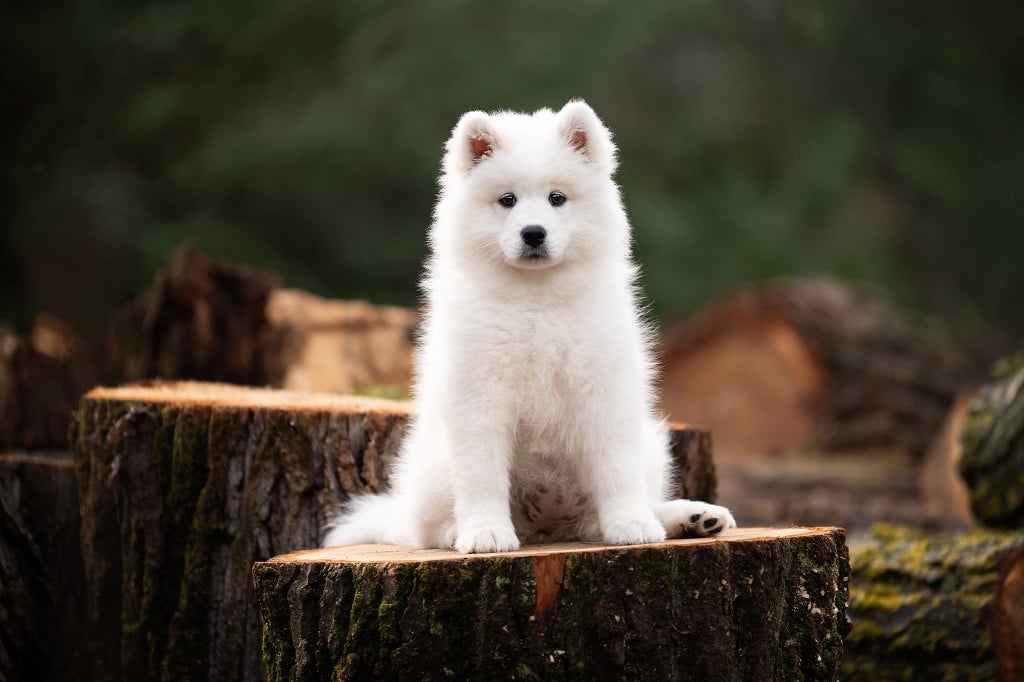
top-left (0, 451), bottom-right (86, 681)
top-left (253, 527), bottom-right (849, 681)
top-left (960, 353), bottom-right (1024, 529)
top-left (72, 381), bottom-right (717, 681)
top-left (846, 523), bottom-right (1024, 680)
top-left (0, 314), bottom-right (97, 450)
top-left (994, 544), bottom-right (1024, 681)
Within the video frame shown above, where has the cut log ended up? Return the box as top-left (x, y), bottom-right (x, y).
top-left (72, 381), bottom-right (717, 681)
top-left (262, 288), bottom-right (416, 397)
top-left (959, 352), bottom-right (1024, 529)
top-left (0, 314), bottom-right (97, 449)
top-left (845, 523), bottom-right (1024, 680)
top-left (660, 278), bottom-right (976, 458)
top-left (994, 544), bottom-right (1024, 681)
top-left (253, 527), bottom-right (850, 681)
top-left (106, 244), bottom-right (417, 397)
top-left (0, 451), bottom-right (86, 681)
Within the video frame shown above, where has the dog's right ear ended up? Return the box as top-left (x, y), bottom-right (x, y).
top-left (444, 111), bottom-right (499, 176)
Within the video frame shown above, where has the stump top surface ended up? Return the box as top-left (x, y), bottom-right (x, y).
top-left (271, 527), bottom-right (840, 565)
top-left (85, 380), bottom-right (414, 415)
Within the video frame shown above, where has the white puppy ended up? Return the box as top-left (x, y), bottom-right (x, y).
top-left (324, 100), bottom-right (735, 553)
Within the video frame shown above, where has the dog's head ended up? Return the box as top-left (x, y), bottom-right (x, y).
top-left (434, 100), bottom-right (628, 272)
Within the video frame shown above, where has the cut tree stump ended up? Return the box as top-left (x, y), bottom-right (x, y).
top-left (253, 527), bottom-right (850, 681)
top-left (106, 244), bottom-right (282, 385)
top-left (0, 451), bottom-right (85, 681)
top-left (72, 381), bottom-right (718, 682)
top-left (845, 523), bottom-right (1024, 680)
top-left (0, 314), bottom-right (97, 450)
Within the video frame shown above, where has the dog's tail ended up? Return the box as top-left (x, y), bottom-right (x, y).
top-left (321, 493), bottom-right (410, 548)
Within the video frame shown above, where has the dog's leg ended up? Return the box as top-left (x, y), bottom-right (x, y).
top-left (580, 406), bottom-right (668, 545)
top-left (446, 400), bottom-right (520, 554)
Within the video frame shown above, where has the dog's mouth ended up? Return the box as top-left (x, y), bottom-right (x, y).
top-left (514, 245), bottom-right (554, 268)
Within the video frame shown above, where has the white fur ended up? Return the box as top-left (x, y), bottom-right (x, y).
top-left (323, 101), bottom-right (735, 553)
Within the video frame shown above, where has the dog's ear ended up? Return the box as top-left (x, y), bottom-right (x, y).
top-left (445, 111), bottom-right (499, 176)
top-left (557, 100), bottom-right (617, 172)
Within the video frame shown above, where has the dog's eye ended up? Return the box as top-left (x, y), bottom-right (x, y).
top-left (549, 191), bottom-right (567, 207)
top-left (498, 193), bottom-right (517, 208)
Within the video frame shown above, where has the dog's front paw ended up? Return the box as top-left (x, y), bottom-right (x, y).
top-left (455, 523), bottom-right (520, 554)
top-left (656, 500), bottom-right (736, 538)
top-left (602, 509), bottom-right (667, 545)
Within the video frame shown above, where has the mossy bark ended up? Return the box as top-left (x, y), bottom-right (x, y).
top-left (0, 451), bottom-right (85, 681)
top-left (960, 352), bottom-right (1024, 528)
top-left (72, 381), bottom-right (718, 681)
top-left (845, 523), bottom-right (1024, 680)
top-left (253, 527), bottom-right (850, 681)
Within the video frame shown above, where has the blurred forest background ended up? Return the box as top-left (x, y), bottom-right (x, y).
top-left (2, 0), bottom-right (1022, 341)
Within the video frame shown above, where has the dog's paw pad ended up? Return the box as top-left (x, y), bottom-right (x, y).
top-left (682, 504), bottom-right (736, 537)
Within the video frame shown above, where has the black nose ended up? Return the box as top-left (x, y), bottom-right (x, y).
top-left (521, 226), bottom-right (546, 248)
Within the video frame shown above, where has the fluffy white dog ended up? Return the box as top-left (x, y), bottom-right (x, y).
top-left (323, 100), bottom-right (735, 553)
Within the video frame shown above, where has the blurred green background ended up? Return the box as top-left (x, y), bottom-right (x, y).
top-left (2, 0), bottom-right (1022, 340)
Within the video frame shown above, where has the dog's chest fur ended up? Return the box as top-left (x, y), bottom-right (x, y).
top-left (480, 296), bottom-right (603, 540)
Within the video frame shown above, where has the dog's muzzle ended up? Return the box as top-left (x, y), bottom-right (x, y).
top-left (519, 225), bottom-right (549, 260)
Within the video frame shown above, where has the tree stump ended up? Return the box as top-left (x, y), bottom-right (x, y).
top-left (72, 381), bottom-right (718, 682)
top-left (0, 314), bottom-right (97, 450)
top-left (106, 244), bottom-right (282, 385)
top-left (253, 527), bottom-right (849, 681)
top-left (845, 523), bottom-right (1024, 680)
top-left (960, 352), bottom-right (1024, 528)
top-left (0, 451), bottom-right (85, 681)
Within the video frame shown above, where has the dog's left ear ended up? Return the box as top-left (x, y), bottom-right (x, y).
top-left (444, 110), bottom-right (500, 177)
top-left (558, 100), bottom-right (617, 172)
